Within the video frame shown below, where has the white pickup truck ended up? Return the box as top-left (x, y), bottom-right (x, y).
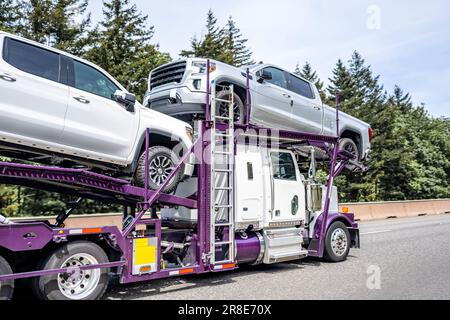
top-left (0, 32), bottom-right (194, 192)
top-left (144, 58), bottom-right (372, 161)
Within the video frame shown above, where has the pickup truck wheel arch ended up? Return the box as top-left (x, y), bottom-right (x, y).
top-left (340, 130), bottom-right (362, 160)
top-left (129, 131), bottom-right (185, 174)
top-left (216, 80), bottom-right (251, 120)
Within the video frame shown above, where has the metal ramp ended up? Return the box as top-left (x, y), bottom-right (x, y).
top-left (209, 83), bottom-right (236, 265)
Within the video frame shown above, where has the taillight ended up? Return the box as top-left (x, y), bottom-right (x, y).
top-left (369, 128), bottom-right (373, 144)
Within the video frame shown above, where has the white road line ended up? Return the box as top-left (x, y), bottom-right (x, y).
top-left (360, 230), bottom-right (392, 235)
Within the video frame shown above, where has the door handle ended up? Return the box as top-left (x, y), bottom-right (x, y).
top-left (282, 93), bottom-right (291, 99)
top-left (73, 96), bottom-right (90, 104)
top-left (0, 73), bottom-right (16, 82)
top-left (314, 106), bottom-right (322, 110)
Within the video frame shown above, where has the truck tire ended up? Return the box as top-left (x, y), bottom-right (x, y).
top-left (0, 256), bottom-right (14, 300)
top-left (135, 146), bottom-right (182, 194)
top-left (323, 221), bottom-right (351, 262)
top-left (31, 241), bottom-right (110, 300)
top-left (216, 90), bottom-right (245, 124)
top-left (339, 138), bottom-right (359, 161)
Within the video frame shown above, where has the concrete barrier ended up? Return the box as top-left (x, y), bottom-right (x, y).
top-left (340, 199), bottom-right (450, 221)
top-left (9, 199), bottom-right (450, 225)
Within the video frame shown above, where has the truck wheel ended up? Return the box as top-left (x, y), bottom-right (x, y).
top-left (135, 146), bottom-right (182, 194)
top-left (216, 90), bottom-right (245, 124)
top-left (31, 241), bottom-right (109, 300)
top-left (339, 138), bottom-right (359, 161)
top-left (0, 256), bottom-right (14, 300)
top-left (323, 221), bottom-right (351, 262)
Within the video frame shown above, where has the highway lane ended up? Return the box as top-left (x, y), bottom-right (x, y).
top-left (104, 214), bottom-right (450, 300)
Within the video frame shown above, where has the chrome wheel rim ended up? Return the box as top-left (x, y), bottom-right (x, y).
top-left (149, 155), bottom-right (175, 186)
top-left (330, 228), bottom-right (348, 257)
top-left (57, 253), bottom-right (101, 300)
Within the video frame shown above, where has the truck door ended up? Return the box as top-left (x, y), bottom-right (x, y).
top-left (270, 151), bottom-right (305, 222)
top-left (60, 58), bottom-right (138, 163)
top-left (251, 67), bottom-right (296, 130)
top-left (0, 36), bottom-right (68, 144)
top-left (287, 73), bottom-right (323, 134)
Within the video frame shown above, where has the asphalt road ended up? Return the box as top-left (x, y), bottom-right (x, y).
top-left (103, 214), bottom-right (450, 300)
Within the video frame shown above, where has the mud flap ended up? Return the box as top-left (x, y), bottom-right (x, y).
top-left (348, 228), bottom-right (360, 249)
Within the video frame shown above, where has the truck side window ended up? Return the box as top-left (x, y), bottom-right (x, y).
top-left (72, 60), bottom-right (119, 101)
top-left (270, 152), bottom-right (297, 181)
top-left (3, 37), bottom-right (60, 82)
top-left (288, 74), bottom-right (315, 99)
top-left (263, 67), bottom-right (288, 89)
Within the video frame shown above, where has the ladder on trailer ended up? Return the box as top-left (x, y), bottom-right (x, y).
top-left (209, 83), bottom-right (236, 265)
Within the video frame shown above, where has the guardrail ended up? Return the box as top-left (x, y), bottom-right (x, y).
top-left (9, 199), bottom-right (450, 226)
top-left (340, 199), bottom-right (450, 221)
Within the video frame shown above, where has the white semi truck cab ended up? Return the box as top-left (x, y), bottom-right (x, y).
top-left (162, 140), bottom-right (357, 265)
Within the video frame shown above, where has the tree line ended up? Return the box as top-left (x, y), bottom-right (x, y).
top-left (1, 0), bottom-right (449, 217)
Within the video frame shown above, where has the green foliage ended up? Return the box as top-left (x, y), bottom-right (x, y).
top-left (18, 0), bottom-right (91, 55)
top-left (181, 10), bottom-right (253, 67)
top-left (326, 52), bottom-right (450, 202)
top-left (0, 0), bottom-right (21, 32)
top-left (84, 0), bottom-right (170, 101)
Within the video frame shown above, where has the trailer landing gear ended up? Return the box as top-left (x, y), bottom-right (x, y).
top-left (31, 241), bottom-right (110, 300)
top-left (0, 255), bottom-right (14, 300)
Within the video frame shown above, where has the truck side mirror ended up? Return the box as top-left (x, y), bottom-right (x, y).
top-left (114, 90), bottom-right (136, 112)
top-left (258, 70), bottom-right (273, 83)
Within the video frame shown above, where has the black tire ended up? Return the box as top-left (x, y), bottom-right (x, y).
top-left (135, 146), bottom-right (182, 194)
top-left (216, 90), bottom-right (245, 124)
top-left (0, 255), bottom-right (14, 300)
top-left (31, 241), bottom-right (109, 300)
top-left (323, 221), bottom-right (351, 263)
top-left (339, 138), bottom-right (360, 161)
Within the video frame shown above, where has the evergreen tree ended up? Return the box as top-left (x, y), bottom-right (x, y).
top-left (219, 16), bottom-right (253, 67)
top-left (85, 0), bottom-right (170, 101)
top-left (180, 9), bottom-right (223, 60)
top-left (327, 59), bottom-right (357, 113)
top-left (19, 0), bottom-right (91, 54)
top-left (20, 0), bottom-right (53, 43)
top-left (0, 0), bottom-right (21, 32)
top-left (295, 61), bottom-right (325, 100)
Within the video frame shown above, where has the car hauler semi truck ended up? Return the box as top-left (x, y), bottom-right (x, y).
top-left (0, 65), bottom-right (364, 300)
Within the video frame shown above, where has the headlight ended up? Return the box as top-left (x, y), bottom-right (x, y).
top-left (186, 127), bottom-right (194, 142)
top-left (192, 61), bottom-right (216, 74)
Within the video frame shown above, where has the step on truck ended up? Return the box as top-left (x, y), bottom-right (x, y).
top-left (0, 64), bottom-right (364, 300)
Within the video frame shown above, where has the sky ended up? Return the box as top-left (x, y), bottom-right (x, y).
top-left (87, 0), bottom-right (450, 118)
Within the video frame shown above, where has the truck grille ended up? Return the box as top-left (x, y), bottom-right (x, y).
top-left (150, 61), bottom-right (186, 90)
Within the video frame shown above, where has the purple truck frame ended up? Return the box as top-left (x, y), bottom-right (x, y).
top-left (0, 62), bottom-right (363, 297)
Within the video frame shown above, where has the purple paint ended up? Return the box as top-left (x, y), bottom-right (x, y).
top-left (235, 232), bottom-right (261, 265)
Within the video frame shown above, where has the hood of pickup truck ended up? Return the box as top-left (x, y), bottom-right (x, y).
top-left (138, 104), bottom-right (193, 129)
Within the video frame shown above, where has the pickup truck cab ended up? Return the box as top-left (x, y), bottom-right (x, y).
top-left (145, 58), bottom-right (372, 161)
top-left (0, 32), bottom-right (194, 192)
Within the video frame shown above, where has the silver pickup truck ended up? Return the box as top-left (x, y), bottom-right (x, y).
top-left (144, 58), bottom-right (372, 161)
